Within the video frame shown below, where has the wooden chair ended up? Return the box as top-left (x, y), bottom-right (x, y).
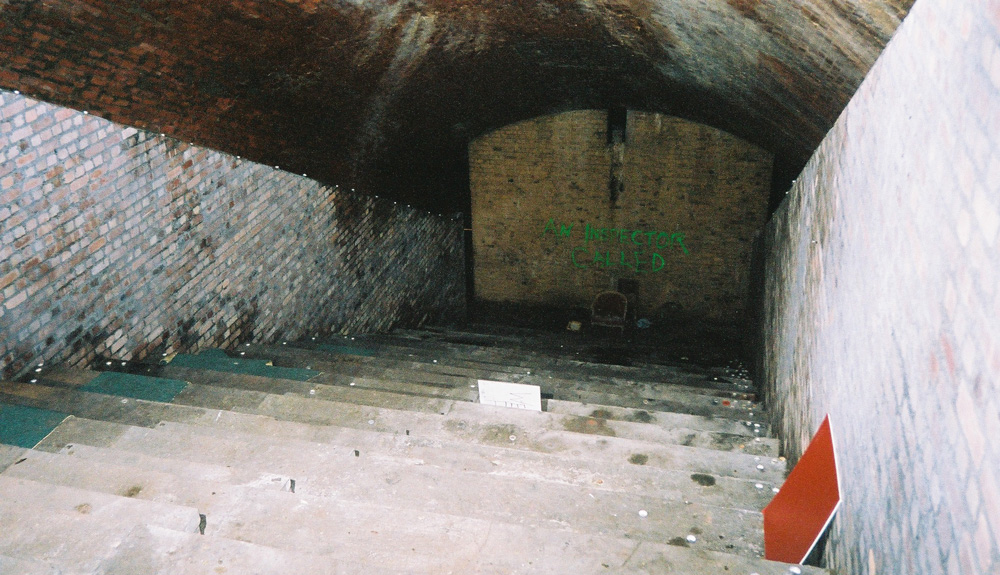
top-left (591, 291), bottom-right (628, 335)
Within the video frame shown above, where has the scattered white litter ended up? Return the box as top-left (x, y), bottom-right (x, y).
top-left (309, 390), bottom-right (316, 395)
top-left (773, 487), bottom-right (780, 493)
top-left (509, 435), bottom-right (517, 441)
top-left (349, 382), bottom-right (356, 386)
top-left (756, 464), bottom-right (765, 471)
top-left (121, 399), bottom-right (128, 404)
top-left (368, 420), bottom-right (375, 425)
top-left (755, 483), bottom-right (764, 489)
top-left (30, 379), bottom-right (37, 383)
top-left (686, 534), bottom-right (697, 543)
top-left (34, 368), bottom-right (41, 372)
top-left (789, 567), bottom-right (802, 574)
top-left (638, 510), bottom-right (648, 517)
top-left (106, 361), bottom-right (112, 366)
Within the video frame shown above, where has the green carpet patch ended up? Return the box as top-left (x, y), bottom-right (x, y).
top-left (80, 371), bottom-right (189, 403)
top-left (169, 349), bottom-right (318, 381)
top-left (0, 403), bottom-right (69, 448)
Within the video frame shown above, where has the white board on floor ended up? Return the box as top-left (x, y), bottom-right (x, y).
top-left (477, 379), bottom-right (542, 412)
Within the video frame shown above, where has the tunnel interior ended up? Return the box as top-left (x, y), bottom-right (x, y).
top-left (5, 1), bottom-right (1000, 574)
top-left (3, 0), bottom-right (911, 363)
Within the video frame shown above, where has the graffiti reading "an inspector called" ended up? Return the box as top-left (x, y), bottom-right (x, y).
top-left (542, 218), bottom-right (689, 274)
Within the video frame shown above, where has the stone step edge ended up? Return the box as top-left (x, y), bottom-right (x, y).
top-left (5, 444), bottom-right (767, 558)
top-left (2, 377), bottom-right (787, 482)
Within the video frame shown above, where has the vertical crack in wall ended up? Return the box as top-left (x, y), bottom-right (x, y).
top-left (607, 106), bottom-right (627, 207)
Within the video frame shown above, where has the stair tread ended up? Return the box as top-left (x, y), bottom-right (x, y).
top-left (2, 378), bottom-right (785, 482)
top-left (0, 443), bottom-right (28, 471)
top-left (103, 524), bottom-right (402, 575)
top-left (364, 328), bottom-right (751, 384)
top-left (169, 368), bottom-right (776, 454)
top-left (37, 419), bottom-right (778, 511)
top-left (17, 370), bottom-right (777, 457)
top-left (260, 340), bottom-right (754, 397)
top-left (3, 446), bottom-right (824, 572)
top-left (265, 341), bottom-right (758, 404)
top-left (4, 444), bottom-right (765, 557)
top-left (0, 326), bottom-right (815, 574)
top-left (0, 499), bottom-right (142, 571)
top-left (0, 554), bottom-right (59, 575)
top-left (168, 359), bottom-right (770, 431)
top-left (0, 474), bottom-right (202, 532)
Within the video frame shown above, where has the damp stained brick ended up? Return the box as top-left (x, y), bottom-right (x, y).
top-left (0, 89), bottom-right (466, 379)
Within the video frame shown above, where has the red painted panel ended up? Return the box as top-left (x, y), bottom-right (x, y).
top-left (764, 415), bottom-right (841, 564)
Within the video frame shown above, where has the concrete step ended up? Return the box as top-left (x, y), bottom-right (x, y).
top-left (258, 340), bottom-right (755, 399)
top-left (3, 442), bottom-right (765, 558)
top-left (32, 414), bottom-right (774, 551)
top-left (162, 363), bottom-right (467, 411)
top-left (23, 370), bottom-right (778, 456)
top-left (0, 555), bottom-right (58, 575)
top-left (6, 440), bottom-right (819, 573)
top-left (545, 398), bottom-right (769, 444)
top-left (0, 498), bottom-right (379, 575)
top-left (3, 377), bottom-right (785, 482)
top-left (110, 522), bottom-right (828, 575)
top-left (245, 393), bottom-right (785, 480)
top-left (253, 343), bottom-right (768, 426)
top-left (361, 328), bottom-right (754, 389)
top-left (0, 497), bottom-right (142, 572)
top-left (0, 443), bottom-right (28, 471)
top-left (103, 523), bottom-right (413, 575)
top-left (175, 370), bottom-right (776, 455)
top-left (179, 363), bottom-right (772, 445)
top-left (33, 410), bottom-right (778, 513)
top-left (0, 474), bottom-right (202, 533)
top-left (0, 431), bottom-right (822, 574)
top-left (268, 340), bottom-right (757, 403)
top-left (2, 377), bottom-right (787, 495)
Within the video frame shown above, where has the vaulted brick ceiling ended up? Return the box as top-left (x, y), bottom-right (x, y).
top-left (1, 0), bottom-right (914, 211)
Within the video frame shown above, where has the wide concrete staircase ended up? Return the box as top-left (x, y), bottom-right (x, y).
top-left (0, 325), bottom-right (825, 574)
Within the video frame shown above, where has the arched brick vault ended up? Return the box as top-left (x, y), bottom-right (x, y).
top-left (0, 0), bottom-right (913, 211)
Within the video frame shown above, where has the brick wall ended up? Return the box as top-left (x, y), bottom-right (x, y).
top-left (0, 0), bottom-right (363, 189)
top-left (0, 89), bottom-right (465, 380)
top-left (470, 110), bottom-right (772, 322)
top-left (758, 0), bottom-right (1000, 573)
